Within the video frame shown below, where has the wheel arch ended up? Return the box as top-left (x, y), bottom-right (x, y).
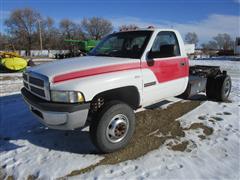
top-left (90, 86), bottom-right (141, 110)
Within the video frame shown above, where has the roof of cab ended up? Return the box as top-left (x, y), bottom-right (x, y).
top-left (119, 27), bottom-right (178, 33)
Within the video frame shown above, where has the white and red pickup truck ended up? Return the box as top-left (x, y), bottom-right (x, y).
top-left (21, 28), bottom-right (231, 153)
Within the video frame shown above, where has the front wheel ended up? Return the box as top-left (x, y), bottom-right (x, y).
top-left (90, 101), bottom-right (135, 153)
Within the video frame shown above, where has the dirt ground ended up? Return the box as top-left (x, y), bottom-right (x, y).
top-left (66, 100), bottom-right (213, 177)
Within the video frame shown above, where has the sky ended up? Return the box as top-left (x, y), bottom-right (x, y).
top-left (0, 0), bottom-right (239, 44)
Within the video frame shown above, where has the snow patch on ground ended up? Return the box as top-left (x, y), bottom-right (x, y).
top-left (0, 78), bottom-right (23, 96)
top-left (0, 95), bottom-right (103, 179)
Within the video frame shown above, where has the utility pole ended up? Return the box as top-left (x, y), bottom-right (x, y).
top-left (38, 20), bottom-right (43, 53)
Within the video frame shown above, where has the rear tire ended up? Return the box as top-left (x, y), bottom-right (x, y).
top-left (215, 75), bottom-right (231, 101)
top-left (90, 101), bottom-right (135, 153)
top-left (206, 75), bottom-right (231, 101)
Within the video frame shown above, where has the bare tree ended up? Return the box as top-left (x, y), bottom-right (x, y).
top-left (5, 8), bottom-right (41, 55)
top-left (41, 17), bottom-right (61, 50)
top-left (75, 24), bottom-right (86, 40)
top-left (202, 33), bottom-right (234, 52)
top-left (202, 41), bottom-right (218, 50)
top-left (0, 33), bottom-right (10, 50)
top-left (43, 17), bottom-right (55, 49)
top-left (81, 17), bottom-right (113, 40)
top-left (59, 19), bottom-right (85, 50)
top-left (201, 41), bottom-right (218, 56)
top-left (119, 24), bottom-right (139, 31)
top-left (184, 32), bottom-right (199, 46)
top-left (213, 33), bottom-right (234, 50)
top-left (59, 19), bottom-right (78, 39)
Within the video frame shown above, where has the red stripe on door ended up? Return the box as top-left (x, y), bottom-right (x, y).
top-left (142, 57), bottom-right (189, 83)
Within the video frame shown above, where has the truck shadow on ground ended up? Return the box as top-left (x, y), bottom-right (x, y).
top-left (0, 93), bottom-right (208, 155)
top-left (0, 94), bottom-right (97, 154)
top-left (185, 94), bottom-right (209, 102)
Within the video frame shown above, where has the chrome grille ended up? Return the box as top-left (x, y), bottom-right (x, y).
top-left (23, 71), bottom-right (50, 100)
top-left (29, 76), bottom-right (44, 87)
top-left (29, 85), bottom-right (45, 97)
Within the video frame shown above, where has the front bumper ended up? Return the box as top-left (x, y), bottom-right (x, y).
top-left (21, 88), bottom-right (90, 130)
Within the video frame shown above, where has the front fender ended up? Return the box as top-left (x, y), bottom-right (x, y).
top-left (50, 69), bottom-right (142, 102)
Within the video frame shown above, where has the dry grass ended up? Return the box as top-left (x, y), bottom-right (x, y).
top-left (185, 123), bottom-right (214, 136)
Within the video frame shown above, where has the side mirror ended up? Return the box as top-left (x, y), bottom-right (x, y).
top-left (146, 50), bottom-right (155, 66)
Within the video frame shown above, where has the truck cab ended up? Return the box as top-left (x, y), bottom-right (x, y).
top-left (21, 28), bottom-right (231, 153)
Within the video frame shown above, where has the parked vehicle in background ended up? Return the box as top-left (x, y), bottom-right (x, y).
top-left (21, 27), bottom-right (232, 153)
top-left (55, 39), bottom-right (99, 59)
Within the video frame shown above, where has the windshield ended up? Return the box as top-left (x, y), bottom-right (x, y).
top-left (88, 31), bottom-right (153, 59)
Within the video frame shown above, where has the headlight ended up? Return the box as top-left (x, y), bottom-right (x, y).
top-left (51, 91), bottom-right (85, 103)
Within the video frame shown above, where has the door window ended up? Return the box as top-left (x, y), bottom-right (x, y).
top-left (150, 31), bottom-right (180, 58)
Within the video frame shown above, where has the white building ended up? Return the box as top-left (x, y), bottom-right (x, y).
top-left (234, 37), bottom-right (240, 55)
top-left (184, 44), bottom-right (195, 55)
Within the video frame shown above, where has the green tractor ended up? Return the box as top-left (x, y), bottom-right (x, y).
top-left (64, 39), bottom-right (99, 53)
top-left (55, 39), bottom-right (99, 59)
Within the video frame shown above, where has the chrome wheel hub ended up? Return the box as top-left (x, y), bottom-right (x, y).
top-left (106, 114), bottom-right (129, 143)
top-left (224, 80), bottom-right (231, 96)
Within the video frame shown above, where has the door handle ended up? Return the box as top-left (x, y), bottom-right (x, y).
top-left (180, 62), bottom-right (186, 66)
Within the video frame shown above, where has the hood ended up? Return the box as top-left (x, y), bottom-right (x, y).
top-left (28, 56), bottom-right (139, 82)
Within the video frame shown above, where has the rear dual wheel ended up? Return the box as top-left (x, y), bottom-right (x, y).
top-left (206, 75), bottom-right (231, 101)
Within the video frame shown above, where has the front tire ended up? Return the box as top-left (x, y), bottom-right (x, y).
top-left (90, 101), bottom-right (135, 153)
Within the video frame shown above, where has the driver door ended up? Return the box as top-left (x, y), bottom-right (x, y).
top-left (142, 31), bottom-right (189, 106)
